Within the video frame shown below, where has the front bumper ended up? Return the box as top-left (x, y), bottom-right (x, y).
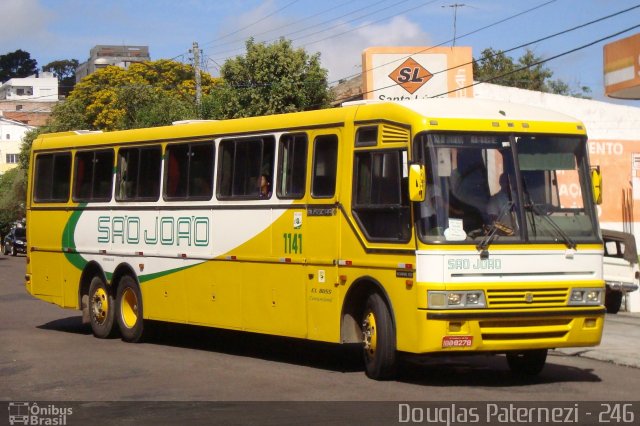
top-left (606, 281), bottom-right (639, 293)
top-left (406, 307), bottom-right (605, 354)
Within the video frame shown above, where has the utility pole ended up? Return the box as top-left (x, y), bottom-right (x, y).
top-left (191, 41), bottom-right (202, 109)
top-left (442, 3), bottom-right (466, 47)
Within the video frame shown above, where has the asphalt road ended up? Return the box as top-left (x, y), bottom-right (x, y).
top-left (1, 254), bottom-right (640, 424)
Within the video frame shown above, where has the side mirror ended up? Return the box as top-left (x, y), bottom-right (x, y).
top-left (591, 166), bottom-right (602, 205)
top-left (409, 164), bottom-right (426, 202)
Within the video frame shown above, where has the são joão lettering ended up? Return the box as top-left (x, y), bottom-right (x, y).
top-left (97, 215), bottom-right (209, 246)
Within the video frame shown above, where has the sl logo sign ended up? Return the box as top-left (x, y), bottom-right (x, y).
top-left (388, 57), bottom-right (433, 94)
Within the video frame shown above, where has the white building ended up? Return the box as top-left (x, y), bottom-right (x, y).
top-left (0, 72), bottom-right (58, 102)
top-left (0, 116), bottom-right (34, 174)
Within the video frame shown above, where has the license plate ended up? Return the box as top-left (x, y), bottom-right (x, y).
top-left (442, 335), bottom-right (473, 348)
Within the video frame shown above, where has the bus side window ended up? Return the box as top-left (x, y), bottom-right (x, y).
top-left (165, 144), bottom-right (189, 199)
top-left (311, 135), bottom-right (338, 198)
top-left (277, 133), bottom-right (307, 199)
top-left (165, 142), bottom-right (214, 200)
top-left (34, 153), bottom-right (71, 203)
top-left (217, 136), bottom-right (275, 199)
top-left (73, 149), bottom-right (114, 202)
top-left (116, 146), bottom-right (161, 201)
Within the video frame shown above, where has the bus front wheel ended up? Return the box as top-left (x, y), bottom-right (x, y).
top-left (116, 276), bottom-right (145, 343)
top-left (506, 349), bottom-right (547, 376)
top-left (361, 292), bottom-right (397, 380)
top-left (88, 276), bottom-right (117, 338)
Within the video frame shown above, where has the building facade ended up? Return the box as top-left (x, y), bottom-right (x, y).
top-left (0, 73), bottom-right (58, 127)
top-left (76, 45), bottom-right (150, 82)
top-left (0, 117), bottom-right (34, 174)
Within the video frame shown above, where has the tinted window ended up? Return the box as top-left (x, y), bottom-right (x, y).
top-left (116, 146), bottom-right (162, 201)
top-left (277, 133), bottom-right (307, 199)
top-left (352, 150), bottom-right (410, 241)
top-left (34, 153), bottom-right (71, 202)
top-left (311, 135), bottom-right (338, 198)
top-left (73, 150), bottom-right (114, 202)
top-left (355, 126), bottom-right (377, 147)
top-left (164, 142), bottom-right (214, 200)
top-left (218, 136), bottom-right (275, 199)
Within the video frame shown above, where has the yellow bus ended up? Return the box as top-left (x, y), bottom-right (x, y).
top-left (25, 99), bottom-right (605, 380)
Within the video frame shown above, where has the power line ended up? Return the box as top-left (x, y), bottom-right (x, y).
top-left (202, 0), bottom-right (379, 52)
top-left (432, 23), bottom-right (640, 98)
top-left (208, 0), bottom-right (416, 60)
top-left (203, 0), bottom-right (300, 46)
top-left (169, 0), bottom-right (301, 61)
top-left (342, 21), bottom-right (640, 104)
top-left (329, 0), bottom-right (559, 86)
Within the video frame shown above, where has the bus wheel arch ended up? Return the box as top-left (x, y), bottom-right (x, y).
top-left (341, 277), bottom-right (398, 380)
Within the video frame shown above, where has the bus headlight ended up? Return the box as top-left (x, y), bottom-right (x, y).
top-left (429, 291), bottom-right (486, 309)
top-left (568, 288), bottom-right (603, 305)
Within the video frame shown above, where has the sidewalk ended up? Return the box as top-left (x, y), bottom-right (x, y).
top-left (555, 312), bottom-right (640, 368)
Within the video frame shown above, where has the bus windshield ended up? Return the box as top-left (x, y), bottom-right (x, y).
top-left (414, 132), bottom-right (600, 245)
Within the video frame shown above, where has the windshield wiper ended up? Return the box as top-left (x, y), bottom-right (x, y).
top-left (477, 200), bottom-right (514, 255)
top-left (526, 203), bottom-right (577, 250)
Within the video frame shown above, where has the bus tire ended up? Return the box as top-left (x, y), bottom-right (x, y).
top-left (88, 276), bottom-right (117, 338)
top-left (506, 349), bottom-right (547, 377)
top-left (116, 275), bottom-right (144, 343)
top-left (361, 292), bottom-right (397, 380)
top-left (605, 291), bottom-right (622, 314)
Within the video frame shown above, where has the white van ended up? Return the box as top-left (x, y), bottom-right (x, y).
top-left (602, 229), bottom-right (640, 313)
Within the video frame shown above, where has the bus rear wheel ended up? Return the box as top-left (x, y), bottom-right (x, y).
top-left (88, 276), bottom-right (116, 338)
top-left (362, 292), bottom-right (397, 380)
top-left (116, 275), bottom-right (145, 343)
top-left (506, 349), bottom-right (547, 377)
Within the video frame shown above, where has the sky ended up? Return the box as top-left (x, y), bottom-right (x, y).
top-left (2, 0), bottom-right (639, 105)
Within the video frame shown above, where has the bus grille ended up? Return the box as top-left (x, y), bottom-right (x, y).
top-left (480, 318), bottom-right (572, 342)
top-left (486, 288), bottom-right (569, 309)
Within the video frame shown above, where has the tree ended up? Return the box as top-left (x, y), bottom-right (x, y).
top-left (42, 59), bottom-right (79, 97)
top-left (473, 48), bottom-right (590, 97)
top-left (203, 38), bottom-right (332, 119)
top-left (0, 168), bottom-right (26, 237)
top-left (47, 59), bottom-right (218, 131)
top-left (0, 49), bottom-right (38, 82)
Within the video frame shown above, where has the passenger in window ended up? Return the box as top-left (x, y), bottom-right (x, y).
top-left (259, 174), bottom-right (271, 199)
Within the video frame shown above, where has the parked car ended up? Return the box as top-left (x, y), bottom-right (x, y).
top-left (602, 229), bottom-right (640, 313)
top-left (3, 227), bottom-right (26, 256)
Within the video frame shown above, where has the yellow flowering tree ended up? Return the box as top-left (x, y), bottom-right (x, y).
top-left (49, 60), bottom-right (219, 131)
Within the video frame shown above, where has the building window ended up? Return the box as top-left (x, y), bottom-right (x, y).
top-left (6, 134), bottom-right (10, 140)
top-left (6, 154), bottom-right (18, 163)
top-left (15, 105), bottom-right (22, 111)
top-left (15, 87), bottom-right (33, 96)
